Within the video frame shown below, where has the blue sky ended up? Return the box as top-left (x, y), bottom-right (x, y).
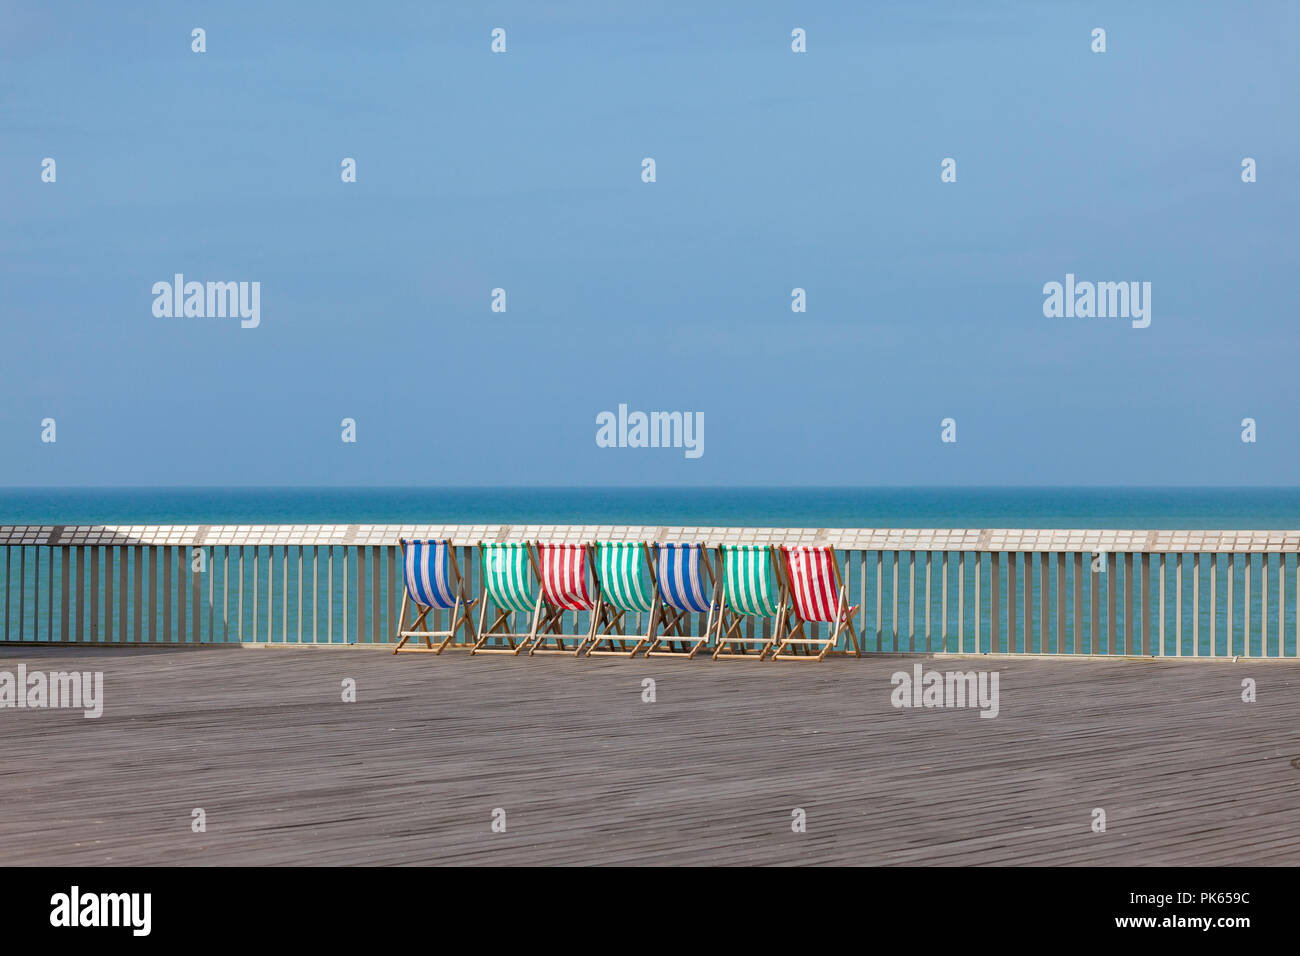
top-left (2, 1), bottom-right (1298, 486)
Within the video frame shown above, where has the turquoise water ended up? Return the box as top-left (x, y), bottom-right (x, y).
top-left (2, 488), bottom-right (1297, 657)
top-left (2, 486), bottom-right (1300, 527)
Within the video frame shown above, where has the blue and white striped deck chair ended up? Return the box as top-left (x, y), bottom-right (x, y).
top-left (644, 543), bottom-right (720, 659)
top-left (585, 541), bottom-right (657, 657)
top-left (472, 542), bottom-right (543, 655)
top-left (394, 539), bottom-right (476, 654)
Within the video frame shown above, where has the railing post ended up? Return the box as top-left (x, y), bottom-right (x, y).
top-left (60, 547), bottom-right (71, 643)
top-left (940, 551), bottom-right (948, 652)
top-left (297, 545), bottom-right (304, 644)
top-left (105, 548), bottom-right (115, 643)
top-left (1055, 552), bottom-right (1065, 655)
top-left (875, 551), bottom-right (883, 651)
top-left (1125, 552), bottom-right (1134, 656)
top-left (1201, 554), bottom-right (1211, 658)
top-left (387, 546), bottom-right (397, 646)
top-left (1261, 553), bottom-right (1269, 657)
top-left (924, 551), bottom-right (932, 653)
top-left (19, 548), bottom-right (26, 641)
top-left (177, 545), bottom-right (186, 644)
top-left (312, 546), bottom-right (319, 643)
top-left (1106, 551), bottom-right (1117, 655)
top-left (908, 550), bottom-right (916, 651)
top-left (891, 550), bottom-right (899, 652)
top-left (990, 552), bottom-right (999, 653)
top-left (1141, 552), bottom-right (1151, 656)
top-left (356, 547), bottom-right (366, 645)
top-left (1072, 551), bottom-right (1082, 654)
top-left (1023, 551), bottom-right (1034, 653)
top-left (282, 545), bottom-right (289, 643)
top-left (1090, 552), bottom-right (1100, 655)
top-left (1003, 548), bottom-right (1013, 655)
top-left (1175, 554), bottom-right (1183, 656)
top-left (1222, 554), bottom-right (1232, 658)
top-left (958, 552), bottom-right (965, 653)
top-left (89, 547), bottom-right (99, 642)
top-left (1237, 552), bottom-right (1247, 656)
top-left (1192, 552), bottom-right (1200, 658)
top-left (1277, 553), bottom-right (1284, 658)
top-left (858, 551), bottom-right (867, 651)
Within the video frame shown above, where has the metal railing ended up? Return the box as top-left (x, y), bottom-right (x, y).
top-left (1, 525), bottom-right (1298, 657)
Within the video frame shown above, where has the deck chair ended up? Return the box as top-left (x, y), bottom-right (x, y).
top-left (531, 542), bottom-right (609, 656)
top-left (472, 542), bottom-right (543, 655)
top-left (585, 541), bottom-right (657, 657)
top-left (712, 544), bottom-right (789, 661)
top-left (644, 543), bottom-right (718, 659)
top-left (772, 545), bottom-right (861, 661)
top-left (394, 539), bottom-right (477, 654)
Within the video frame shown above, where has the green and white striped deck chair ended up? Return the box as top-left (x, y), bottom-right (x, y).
top-left (712, 544), bottom-right (789, 661)
top-left (472, 542), bottom-right (543, 655)
top-left (585, 541), bottom-right (657, 657)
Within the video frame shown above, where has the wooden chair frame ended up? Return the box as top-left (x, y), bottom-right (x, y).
top-left (394, 540), bottom-right (477, 654)
top-left (644, 544), bottom-right (720, 659)
top-left (771, 546), bottom-right (862, 662)
top-left (472, 542), bottom-right (544, 655)
top-left (712, 544), bottom-right (790, 661)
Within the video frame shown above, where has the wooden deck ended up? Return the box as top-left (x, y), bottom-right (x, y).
top-left (2, 646), bottom-right (1298, 866)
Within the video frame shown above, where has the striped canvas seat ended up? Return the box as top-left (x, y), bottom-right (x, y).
top-left (713, 544), bottom-right (788, 661)
top-left (597, 542), bottom-right (654, 613)
top-left (472, 542), bottom-right (542, 655)
top-left (656, 543), bottom-right (713, 613)
top-left (783, 546), bottom-right (857, 622)
top-left (773, 545), bottom-right (861, 661)
top-left (643, 543), bottom-right (719, 659)
top-left (394, 539), bottom-right (476, 654)
top-left (481, 542), bottom-right (537, 613)
top-left (402, 540), bottom-right (458, 610)
top-left (530, 542), bottom-right (601, 655)
top-left (537, 543), bottom-right (595, 611)
top-left (585, 541), bottom-right (657, 657)
top-left (721, 544), bottom-right (782, 617)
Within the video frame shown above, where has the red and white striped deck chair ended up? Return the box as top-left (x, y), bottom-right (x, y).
top-left (773, 545), bottom-right (861, 661)
top-left (394, 539), bottom-right (477, 654)
top-left (530, 542), bottom-right (611, 656)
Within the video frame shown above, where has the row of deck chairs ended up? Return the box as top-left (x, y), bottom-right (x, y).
top-left (395, 540), bottom-right (862, 662)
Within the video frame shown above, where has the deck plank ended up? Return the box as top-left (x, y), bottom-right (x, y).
top-left (1, 647), bottom-right (1298, 865)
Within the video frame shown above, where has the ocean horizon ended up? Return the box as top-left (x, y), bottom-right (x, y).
top-left (2, 486), bottom-right (1300, 528)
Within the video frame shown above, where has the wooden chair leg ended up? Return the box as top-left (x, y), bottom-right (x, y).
top-left (394, 603), bottom-right (431, 654)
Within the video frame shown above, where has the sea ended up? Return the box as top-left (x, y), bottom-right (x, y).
top-left (2, 486), bottom-right (1300, 528)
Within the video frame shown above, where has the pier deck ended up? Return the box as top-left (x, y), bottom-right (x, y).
top-left (2, 646), bottom-right (1297, 866)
